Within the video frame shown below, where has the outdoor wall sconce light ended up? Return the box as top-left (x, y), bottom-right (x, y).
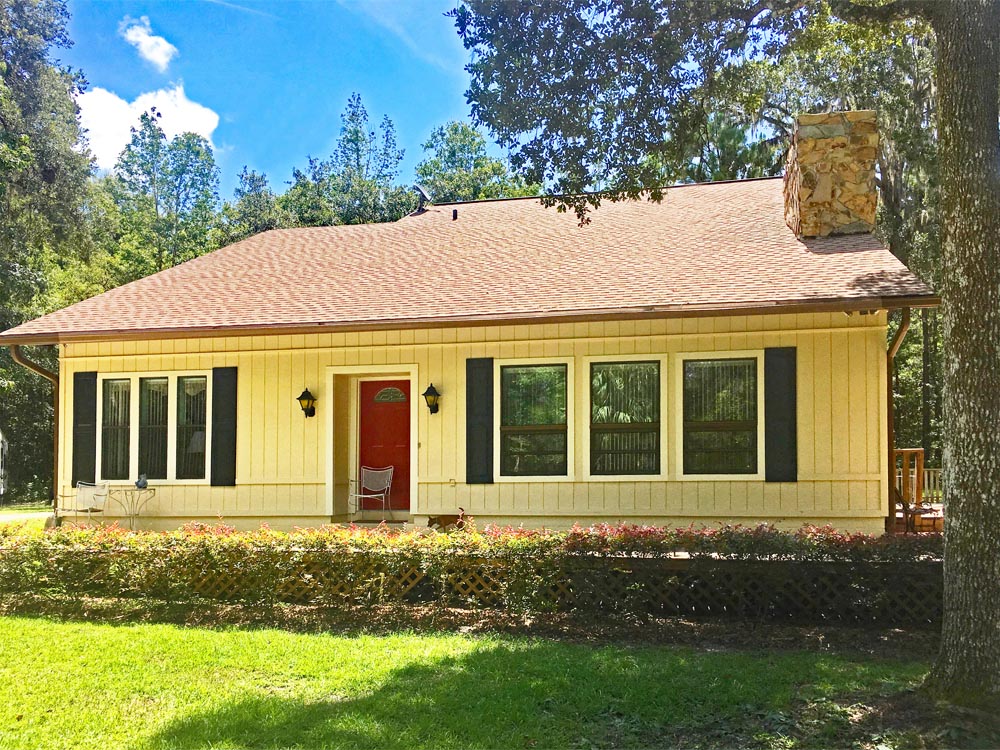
top-left (422, 383), bottom-right (441, 414)
top-left (297, 388), bottom-right (317, 418)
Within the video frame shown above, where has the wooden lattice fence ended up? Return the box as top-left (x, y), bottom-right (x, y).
top-left (0, 546), bottom-right (942, 627)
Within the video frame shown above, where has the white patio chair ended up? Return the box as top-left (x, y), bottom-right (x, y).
top-left (347, 466), bottom-right (393, 515)
top-left (59, 482), bottom-right (109, 524)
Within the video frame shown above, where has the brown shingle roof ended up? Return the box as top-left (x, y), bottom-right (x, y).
top-left (0, 178), bottom-right (936, 344)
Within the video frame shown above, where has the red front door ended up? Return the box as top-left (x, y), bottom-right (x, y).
top-left (358, 380), bottom-right (410, 510)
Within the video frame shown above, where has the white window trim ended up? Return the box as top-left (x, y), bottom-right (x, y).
top-left (494, 357), bottom-right (575, 483)
top-left (582, 354), bottom-right (668, 482)
top-left (673, 350), bottom-right (766, 482)
top-left (96, 371), bottom-right (213, 486)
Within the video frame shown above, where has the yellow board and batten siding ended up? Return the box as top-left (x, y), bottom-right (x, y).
top-left (57, 311), bottom-right (889, 533)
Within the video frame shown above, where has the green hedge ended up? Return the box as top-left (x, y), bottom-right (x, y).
top-left (0, 522), bottom-right (943, 625)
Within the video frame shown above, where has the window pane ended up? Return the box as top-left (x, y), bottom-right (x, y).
top-left (500, 431), bottom-right (567, 476)
top-left (176, 376), bottom-right (207, 480)
top-left (591, 362), bottom-right (659, 475)
top-left (683, 359), bottom-right (757, 423)
top-left (501, 365), bottom-right (566, 426)
top-left (683, 359), bottom-right (757, 475)
top-left (683, 429), bottom-right (757, 474)
top-left (138, 378), bottom-right (168, 480)
top-left (101, 379), bottom-right (131, 480)
top-left (591, 429), bottom-right (659, 475)
top-left (500, 364), bottom-right (568, 476)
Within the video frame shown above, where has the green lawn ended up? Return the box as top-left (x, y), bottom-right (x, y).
top-left (0, 502), bottom-right (50, 513)
top-left (0, 615), bottom-right (949, 750)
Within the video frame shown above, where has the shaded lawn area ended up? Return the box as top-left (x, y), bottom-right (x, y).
top-left (0, 615), bottom-right (985, 750)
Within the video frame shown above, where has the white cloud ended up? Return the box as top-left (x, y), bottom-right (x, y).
top-left (78, 84), bottom-right (220, 170)
top-left (119, 16), bottom-right (178, 72)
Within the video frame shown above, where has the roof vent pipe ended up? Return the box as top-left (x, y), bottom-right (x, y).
top-left (452, 209), bottom-right (458, 221)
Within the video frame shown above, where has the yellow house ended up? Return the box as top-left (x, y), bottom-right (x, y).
top-left (0, 112), bottom-right (936, 534)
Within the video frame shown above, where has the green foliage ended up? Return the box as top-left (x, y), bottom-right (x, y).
top-left (415, 120), bottom-right (538, 202)
top-left (0, 522), bottom-right (941, 613)
top-left (649, 115), bottom-right (783, 184)
top-left (0, 345), bottom-right (56, 503)
top-left (214, 167), bottom-right (290, 245)
top-left (279, 93), bottom-right (417, 226)
top-left (0, 0), bottom-right (91, 305)
top-left (0, 0), bottom-right (90, 503)
top-left (452, 0), bottom-right (806, 213)
top-left (110, 109), bottom-right (220, 277)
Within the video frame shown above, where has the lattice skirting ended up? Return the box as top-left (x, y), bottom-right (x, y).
top-left (6, 551), bottom-right (942, 627)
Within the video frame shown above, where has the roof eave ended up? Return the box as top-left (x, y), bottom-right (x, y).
top-left (0, 293), bottom-right (940, 348)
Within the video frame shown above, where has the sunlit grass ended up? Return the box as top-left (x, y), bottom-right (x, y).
top-left (0, 502), bottom-right (50, 514)
top-left (0, 615), bottom-right (932, 749)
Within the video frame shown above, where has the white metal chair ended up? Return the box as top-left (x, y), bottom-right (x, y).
top-left (59, 482), bottom-right (109, 524)
top-left (348, 466), bottom-right (393, 515)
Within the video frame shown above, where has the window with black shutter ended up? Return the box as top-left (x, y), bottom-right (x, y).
top-left (499, 364), bottom-right (568, 476)
top-left (682, 358), bottom-right (759, 475)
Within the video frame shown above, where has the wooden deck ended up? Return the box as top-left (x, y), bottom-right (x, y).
top-left (894, 449), bottom-right (943, 532)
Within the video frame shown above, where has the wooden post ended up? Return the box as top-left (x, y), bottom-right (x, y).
top-left (886, 308), bottom-right (911, 533)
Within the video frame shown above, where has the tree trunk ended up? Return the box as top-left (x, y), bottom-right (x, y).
top-left (926, 0), bottom-right (1000, 702)
top-left (932, 311), bottom-right (943, 465)
top-left (921, 308), bottom-right (931, 457)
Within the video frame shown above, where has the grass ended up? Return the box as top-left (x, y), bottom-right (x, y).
top-left (0, 501), bottom-right (50, 513)
top-left (0, 500), bottom-right (51, 533)
top-left (2, 614), bottom-right (989, 750)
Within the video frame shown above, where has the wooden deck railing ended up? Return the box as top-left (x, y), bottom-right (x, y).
top-left (893, 448), bottom-right (944, 532)
top-left (923, 468), bottom-right (942, 500)
top-left (894, 462), bottom-right (943, 503)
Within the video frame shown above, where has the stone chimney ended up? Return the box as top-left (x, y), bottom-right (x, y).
top-left (783, 110), bottom-right (878, 238)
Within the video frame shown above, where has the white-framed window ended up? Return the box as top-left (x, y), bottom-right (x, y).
top-left (586, 356), bottom-right (664, 478)
top-left (494, 357), bottom-right (574, 480)
top-left (97, 372), bottom-right (212, 484)
top-left (674, 351), bottom-right (765, 480)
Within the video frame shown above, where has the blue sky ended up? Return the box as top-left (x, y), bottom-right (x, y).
top-left (61, 0), bottom-right (476, 197)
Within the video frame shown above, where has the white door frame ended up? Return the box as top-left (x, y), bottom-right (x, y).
top-left (325, 364), bottom-right (419, 517)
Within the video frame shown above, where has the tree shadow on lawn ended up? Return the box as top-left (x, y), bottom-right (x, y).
top-left (0, 594), bottom-right (940, 660)
top-left (140, 640), bottom-right (930, 750)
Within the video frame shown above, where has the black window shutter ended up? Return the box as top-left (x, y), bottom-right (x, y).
top-left (72, 371), bottom-right (98, 486)
top-left (764, 347), bottom-right (798, 482)
top-left (211, 367), bottom-right (238, 486)
top-left (466, 358), bottom-right (494, 484)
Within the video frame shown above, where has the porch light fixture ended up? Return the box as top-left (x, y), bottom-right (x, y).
top-left (422, 383), bottom-right (441, 414)
top-left (297, 388), bottom-right (317, 418)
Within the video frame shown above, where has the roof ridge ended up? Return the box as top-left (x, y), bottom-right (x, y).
top-left (427, 175), bottom-right (784, 208)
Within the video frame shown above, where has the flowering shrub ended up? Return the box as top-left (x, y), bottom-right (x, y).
top-left (562, 523), bottom-right (942, 562)
top-left (0, 522), bottom-right (942, 624)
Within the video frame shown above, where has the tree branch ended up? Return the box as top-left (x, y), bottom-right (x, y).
top-left (828, 0), bottom-right (936, 24)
